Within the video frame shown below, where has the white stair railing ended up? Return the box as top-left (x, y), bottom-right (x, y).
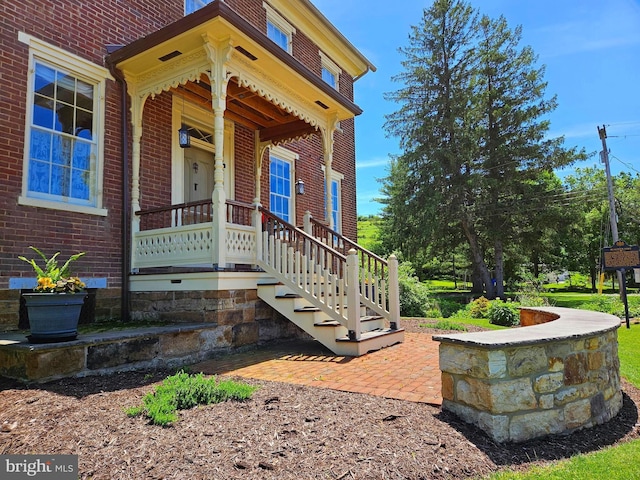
top-left (257, 207), bottom-right (370, 338)
top-left (305, 212), bottom-right (400, 330)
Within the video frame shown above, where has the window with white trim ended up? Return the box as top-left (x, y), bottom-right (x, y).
top-left (320, 52), bottom-right (341, 91)
top-left (263, 2), bottom-right (296, 53)
top-left (323, 167), bottom-right (343, 233)
top-left (19, 33), bottom-right (110, 215)
top-left (269, 147), bottom-right (297, 222)
top-left (185, 0), bottom-right (213, 15)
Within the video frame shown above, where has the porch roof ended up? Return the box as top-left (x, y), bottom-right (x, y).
top-left (105, 0), bottom-right (368, 123)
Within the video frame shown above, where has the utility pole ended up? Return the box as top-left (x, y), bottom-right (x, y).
top-left (598, 125), bottom-right (625, 299)
top-left (598, 125), bottom-right (619, 243)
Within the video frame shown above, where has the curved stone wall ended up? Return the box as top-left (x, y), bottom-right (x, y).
top-left (433, 307), bottom-right (622, 443)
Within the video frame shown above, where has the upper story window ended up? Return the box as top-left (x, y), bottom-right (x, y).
top-left (320, 52), bottom-right (341, 91)
top-left (18, 33), bottom-right (110, 216)
top-left (263, 2), bottom-right (296, 54)
top-left (185, 0), bottom-right (212, 15)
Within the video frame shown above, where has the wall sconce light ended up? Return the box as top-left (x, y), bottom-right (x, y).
top-left (178, 125), bottom-right (191, 148)
top-left (295, 179), bottom-right (305, 195)
top-left (192, 162), bottom-right (198, 174)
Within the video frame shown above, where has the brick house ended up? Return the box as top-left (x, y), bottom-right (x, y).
top-left (0, 0), bottom-right (402, 356)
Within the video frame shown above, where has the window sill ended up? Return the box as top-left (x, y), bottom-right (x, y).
top-left (19, 196), bottom-right (108, 217)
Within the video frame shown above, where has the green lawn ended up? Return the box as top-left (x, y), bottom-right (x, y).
top-left (489, 438), bottom-right (640, 480)
top-left (619, 322), bottom-right (640, 387)
top-left (541, 292), bottom-right (600, 309)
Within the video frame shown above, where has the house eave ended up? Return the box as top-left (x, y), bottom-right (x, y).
top-left (104, 0), bottom-right (363, 118)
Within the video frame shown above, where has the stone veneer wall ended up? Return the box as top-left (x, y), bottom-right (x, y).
top-left (434, 308), bottom-right (622, 443)
top-left (129, 289), bottom-right (307, 344)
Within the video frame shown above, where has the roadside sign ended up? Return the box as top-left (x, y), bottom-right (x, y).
top-left (602, 241), bottom-right (640, 271)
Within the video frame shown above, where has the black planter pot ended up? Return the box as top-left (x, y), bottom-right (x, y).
top-left (23, 292), bottom-right (88, 343)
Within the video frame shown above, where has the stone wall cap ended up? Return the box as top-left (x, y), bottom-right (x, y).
top-left (433, 307), bottom-right (620, 349)
top-left (0, 323), bottom-right (214, 352)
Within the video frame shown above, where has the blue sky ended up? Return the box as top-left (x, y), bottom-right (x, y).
top-left (311, 0), bottom-right (640, 216)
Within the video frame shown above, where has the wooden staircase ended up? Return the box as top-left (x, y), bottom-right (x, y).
top-left (255, 209), bottom-right (404, 356)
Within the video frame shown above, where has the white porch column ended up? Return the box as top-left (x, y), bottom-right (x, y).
top-left (127, 82), bottom-right (147, 271)
top-left (204, 36), bottom-right (233, 268)
top-left (254, 135), bottom-right (269, 206)
top-left (321, 115), bottom-right (339, 229)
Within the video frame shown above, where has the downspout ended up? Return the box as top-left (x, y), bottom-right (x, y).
top-left (107, 60), bottom-right (131, 323)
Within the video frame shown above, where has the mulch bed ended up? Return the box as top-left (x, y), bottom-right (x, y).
top-left (1, 322), bottom-right (639, 479)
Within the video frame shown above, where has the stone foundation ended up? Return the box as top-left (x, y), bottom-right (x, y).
top-left (434, 307), bottom-right (622, 443)
top-left (0, 324), bottom-right (271, 382)
top-left (129, 289), bottom-right (304, 343)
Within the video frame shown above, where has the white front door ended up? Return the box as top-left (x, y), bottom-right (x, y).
top-left (184, 147), bottom-right (215, 203)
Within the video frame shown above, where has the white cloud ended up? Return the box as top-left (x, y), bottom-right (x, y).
top-left (547, 123), bottom-right (602, 140)
top-left (356, 156), bottom-right (391, 170)
top-left (530, 0), bottom-right (640, 58)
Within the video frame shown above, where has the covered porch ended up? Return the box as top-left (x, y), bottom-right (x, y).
top-left (105, 1), bottom-right (360, 272)
top-left (106, 1), bottom-right (403, 355)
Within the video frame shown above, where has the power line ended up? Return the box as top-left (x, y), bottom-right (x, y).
top-left (610, 155), bottom-right (640, 175)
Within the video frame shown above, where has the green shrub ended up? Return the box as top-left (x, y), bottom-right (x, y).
top-left (397, 261), bottom-right (432, 317)
top-left (427, 319), bottom-right (468, 331)
top-left (516, 293), bottom-right (549, 307)
top-left (126, 371), bottom-right (257, 426)
top-left (434, 298), bottom-right (466, 318)
top-left (578, 294), bottom-right (640, 318)
top-left (470, 296), bottom-right (490, 318)
top-left (488, 301), bottom-right (520, 327)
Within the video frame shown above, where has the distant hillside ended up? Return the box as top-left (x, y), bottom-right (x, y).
top-left (357, 215), bottom-right (382, 252)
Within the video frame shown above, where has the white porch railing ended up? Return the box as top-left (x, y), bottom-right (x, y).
top-left (131, 201), bottom-right (400, 337)
top-left (132, 200), bottom-right (256, 269)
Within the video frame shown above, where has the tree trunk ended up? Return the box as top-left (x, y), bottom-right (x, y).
top-left (494, 239), bottom-right (505, 298)
top-left (532, 251), bottom-right (540, 278)
top-left (471, 263), bottom-right (484, 294)
top-left (461, 216), bottom-right (496, 298)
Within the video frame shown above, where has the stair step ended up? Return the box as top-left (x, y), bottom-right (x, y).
top-left (314, 320), bottom-right (341, 327)
top-left (336, 328), bottom-right (405, 343)
top-left (294, 306), bottom-right (321, 313)
top-left (276, 293), bottom-right (301, 299)
top-left (361, 315), bottom-right (384, 323)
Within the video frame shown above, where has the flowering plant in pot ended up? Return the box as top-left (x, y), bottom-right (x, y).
top-left (19, 246), bottom-right (87, 343)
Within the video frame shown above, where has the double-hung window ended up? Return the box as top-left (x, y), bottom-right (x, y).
top-left (264, 2), bottom-right (296, 54)
top-left (269, 147), bottom-right (297, 222)
top-left (323, 167), bottom-right (343, 233)
top-left (19, 33), bottom-right (110, 215)
top-left (320, 52), bottom-right (341, 91)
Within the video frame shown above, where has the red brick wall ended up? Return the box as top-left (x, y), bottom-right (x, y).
top-left (139, 93), bottom-right (174, 210)
top-left (225, 0), bottom-right (266, 30)
top-left (0, 0), bottom-right (183, 293)
top-left (234, 123), bottom-right (256, 204)
top-left (1, 0), bottom-right (360, 293)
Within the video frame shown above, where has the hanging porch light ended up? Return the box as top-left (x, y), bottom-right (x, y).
top-left (178, 125), bottom-right (191, 148)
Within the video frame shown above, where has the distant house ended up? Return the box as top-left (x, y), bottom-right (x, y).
top-left (0, 0), bottom-right (402, 355)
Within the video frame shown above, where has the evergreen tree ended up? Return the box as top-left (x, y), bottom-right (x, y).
top-left (381, 0), bottom-right (585, 297)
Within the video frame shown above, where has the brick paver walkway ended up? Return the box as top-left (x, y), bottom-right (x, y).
top-left (193, 332), bottom-right (442, 405)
